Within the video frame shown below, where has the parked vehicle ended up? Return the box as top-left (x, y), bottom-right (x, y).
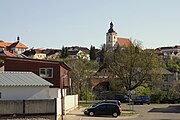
top-left (114, 94), bottom-right (132, 103)
top-left (91, 100), bottom-right (121, 109)
top-left (134, 95), bottom-right (150, 105)
top-left (84, 103), bottom-right (121, 117)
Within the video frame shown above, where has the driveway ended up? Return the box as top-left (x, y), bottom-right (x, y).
top-left (64, 104), bottom-right (180, 120)
top-left (126, 104), bottom-right (180, 120)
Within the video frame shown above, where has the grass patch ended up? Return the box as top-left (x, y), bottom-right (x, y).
top-left (80, 100), bottom-right (101, 107)
top-left (80, 102), bottom-right (92, 107)
top-left (121, 112), bottom-right (137, 116)
top-left (122, 108), bottom-right (135, 111)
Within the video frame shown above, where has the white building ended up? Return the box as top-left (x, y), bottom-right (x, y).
top-left (0, 72), bottom-right (53, 100)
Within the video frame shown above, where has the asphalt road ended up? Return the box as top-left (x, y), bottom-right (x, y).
top-left (64, 104), bottom-right (180, 120)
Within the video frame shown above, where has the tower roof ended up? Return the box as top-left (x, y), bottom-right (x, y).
top-left (107, 22), bottom-right (117, 33)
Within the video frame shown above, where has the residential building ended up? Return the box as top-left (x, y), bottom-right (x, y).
top-left (0, 36), bottom-right (28, 55)
top-left (151, 68), bottom-right (176, 91)
top-left (0, 50), bottom-right (16, 57)
top-left (162, 69), bottom-right (175, 90)
top-left (2, 56), bottom-right (70, 88)
top-left (0, 41), bottom-right (11, 51)
top-left (0, 71), bottom-right (53, 100)
top-left (1, 56), bottom-right (71, 98)
top-left (155, 45), bottom-right (180, 59)
top-left (67, 46), bottom-right (90, 60)
top-left (44, 49), bottom-right (61, 59)
top-left (22, 48), bottom-right (47, 59)
top-left (91, 63), bottom-right (112, 92)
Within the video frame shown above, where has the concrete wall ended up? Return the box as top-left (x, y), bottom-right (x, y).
top-left (0, 86), bottom-right (50, 100)
top-left (25, 100), bottom-right (55, 114)
top-left (0, 100), bottom-right (23, 114)
top-left (0, 99), bottom-right (55, 114)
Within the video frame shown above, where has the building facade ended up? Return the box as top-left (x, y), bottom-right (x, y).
top-left (0, 72), bottom-right (53, 100)
top-left (2, 56), bottom-right (70, 89)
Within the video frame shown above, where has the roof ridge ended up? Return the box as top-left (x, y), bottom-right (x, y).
top-left (0, 71), bottom-right (32, 74)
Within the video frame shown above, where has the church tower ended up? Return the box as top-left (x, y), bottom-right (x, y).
top-left (106, 22), bottom-right (118, 50)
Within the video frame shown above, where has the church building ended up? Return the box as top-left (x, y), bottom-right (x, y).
top-left (106, 22), bottom-right (131, 50)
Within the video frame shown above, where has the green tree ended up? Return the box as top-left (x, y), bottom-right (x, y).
top-left (89, 45), bottom-right (96, 61)
top-left (99, 44), bottom-right (105, 65)
top-left (169, 80), bottom-right (180, 99)
top-left (151, 88), bottom-right (166, 103)
top-left (106, 41), bottom-right (161, 91)
top-left (61, 46), bottom-right (68, 58)
top-left (66, 59), bottom-right (99, 100)
top-left (166, 57), bottom-right (180, 73)
top-left (135, 86), bottom-right (151, 96)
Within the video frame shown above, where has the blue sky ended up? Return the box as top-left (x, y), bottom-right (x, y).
top-left (0, 0), bottom-right (180, 49)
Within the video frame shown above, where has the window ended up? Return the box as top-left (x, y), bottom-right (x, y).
top-left (39, 68), bottom-right (53, 78)
top-left (163, 75), bottom-right (168, 81)
top-left (0, 92), bottom-right (1, 98)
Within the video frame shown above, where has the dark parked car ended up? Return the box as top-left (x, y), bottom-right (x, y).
top-left (114, 94), bottom-right (132, 103)
top-left (91, 100), bottom-right (121, 109)
top-left (134, 95), bottom-right (150, 105)
top-left (84, 103), bottom-right (121, 117)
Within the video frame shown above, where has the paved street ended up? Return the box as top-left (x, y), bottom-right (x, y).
top-left (64, 104), bottom-right (180, 120)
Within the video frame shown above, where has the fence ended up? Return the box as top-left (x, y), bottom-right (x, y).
top-left (0, 99), bottom-right (55, 120)
top-left (0, 94), bottom-right (78, 120)
top-left (64, 95), bottom-right (78, 114)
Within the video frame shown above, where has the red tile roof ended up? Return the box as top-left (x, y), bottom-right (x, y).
top-left (0, 42), bottom-right (11, 47)
top-left (9, 41), bottom-right (28, 49)
top-left (0, 50), bottom-right (16, 57)
top-left (117, 37), bottom-right (132, 48)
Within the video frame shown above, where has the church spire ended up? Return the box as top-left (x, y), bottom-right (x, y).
top-left (107, 22), bottom-right (116, 33)
top-left (110, 22), bottom-right (113, 28)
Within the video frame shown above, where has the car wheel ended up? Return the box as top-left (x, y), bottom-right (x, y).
top-left (89, 111), bottom-right (94, 116)
top-left (112, 112), bottom-right (118, 117)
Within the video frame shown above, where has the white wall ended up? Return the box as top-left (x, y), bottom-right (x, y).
top-left (64, 95), bottom-right (78, 114)
top-left (0, 86), bottom-right (50, 100)
top-left (49, 88), bottom-right (59, 99)
top-left (56, 97), bottom-right (62, 120)
top-left (49, 88), bottom-right (66, 99)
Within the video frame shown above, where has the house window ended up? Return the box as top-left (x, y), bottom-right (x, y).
top-left (163, 75), bottom-right (168, 81)
top-left (0, 92), bottom-right (1, 99)
top-left (39, 68), bottom-right (53, 78)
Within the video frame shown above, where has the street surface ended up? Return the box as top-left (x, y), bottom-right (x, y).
top-left (64, 104), bottom-right (180, 120)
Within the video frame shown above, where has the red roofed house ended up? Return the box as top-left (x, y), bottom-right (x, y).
top-left (0, 36), bottom-right (28, 55)
top-left (106, 22), bottom-right (131, 50)
top-left (0, 50), bottom-right (16, 57)
top-left (7, 36), bottom-right (28, 54)
top-left (0, 41), bottom-right (11, 51)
